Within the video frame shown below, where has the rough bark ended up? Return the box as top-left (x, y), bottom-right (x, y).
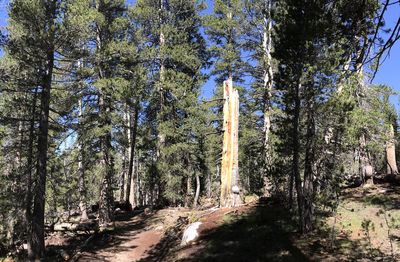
top-left (302, 83), bottom-right (316, 233)
top-left (125, 104), bottom-right (139, 207)
top-left (96, 1), bottom-right (115, 227)
top-left (220, 79), bottom-right (240, 207)
top-left (25, 87), bottom-right (38, 258)
top-left (193, 173), bottom-right (200, 208)
top-left (386, 124), bottom-right (398, 174)
top-left (262, 0), bottom-right (274, 196)
top-left (98, 95), bottom-right (115, 226)
top-left (28, 40), bottom-right (54, 262)
top-left (293, 81), bottom-right (304, 232)
top-left (157, 0), bottom-right (166, 160)
top-left (78, 98), bottom-right (88, 221)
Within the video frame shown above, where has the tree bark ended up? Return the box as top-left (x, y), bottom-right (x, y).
top-left (262, 0), bottom-right (274, 195)
top-left (220, 79), bottom-right (241, 207)
top-left (120, 107), bottom-right (128, 202)
top-left (386, 124), bottom-right (398, 174)
top-left (98, 94), bottom-right (115, 226)
top-left (78, 98), bottom-right (88, 221)
top-left (96, 1), bottom-right (115, 227)
top-left (293, 80), bottom-right (304, 232)
top-left (25, 87), bottom-right (38, 258)
top-left (125, 104), bottom-right (139, 207)
top-left (28, 41), bottom-right (54, 262)
top-left (302, 82), bottom-right (316, 233)
top-left (194, 173), bottom-right (200, 208)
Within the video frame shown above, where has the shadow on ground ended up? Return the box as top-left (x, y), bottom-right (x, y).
top-left (44, 210), bottom-right (153, 261)
top-left (142, 197), bottom-right (396, 262)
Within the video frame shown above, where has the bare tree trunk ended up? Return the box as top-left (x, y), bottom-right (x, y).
top-left (129, 156), bottom-right (137, 208)
top-left (125, 104), bottom-right (139, 208)
top-left (220, 79), bottom-right (240, 207)
top-left (78, 98), bottom-right (88, 221)
top-left (262, 0), bottom-right (274, 195)
top-left (193, 173), bottom-right (200, 208)
top-left (293, 80), bottom-right (304, 232)
top-left (157, 0), bottom-right (166, 160)
top-left (386, 124), bottom-right (398, 174)
top-left (119, 107), bottom-right (128, 202)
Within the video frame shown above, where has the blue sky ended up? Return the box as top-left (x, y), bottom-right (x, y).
top-left (0, 0), bottom-right (399, 106)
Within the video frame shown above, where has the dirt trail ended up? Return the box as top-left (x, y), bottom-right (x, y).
top-left (76, 208), bottom-right (190, 262)
top-left (78, 229), bottom-right (162, 261)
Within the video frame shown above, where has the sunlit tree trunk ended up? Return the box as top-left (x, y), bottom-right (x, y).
top-left (262, 0), bottom-right (274, 196)
top-left (386, 124), bottom-right (398, 174)
top-left (78, 98), bottom-right (88, 220)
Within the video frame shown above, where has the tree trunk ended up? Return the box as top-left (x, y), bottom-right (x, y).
top-left (193, 173), bottom-right (201, 208)
top-left (96, 1), bottom-right (115, 227)
top-left (25, 87), bottom-right (38, 258)
top-left (293, 81), bottom-right (304, 232)
top-left (157, 0), bottom-right (166, 160)
top-left (386, 124), bottom-right (398, 174)
top-left (78, 98), bottom-right (88, 221)
top-left (262, 0), bottom-right (274, 188)
top-left (28, 42), bottom-right (54, 261)
top-left (302, 83), bottom-right (316, 233)
top-left (120, 107), bottom-right (128, 202)
top-left (125, 104), bottom-right (139, 207)
top-left (98, 95), bottom-right (115, 227)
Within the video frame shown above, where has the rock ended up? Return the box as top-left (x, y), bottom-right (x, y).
top-left (181, 222), bottom-right (202, 246)
top-left (144, 207), bottom-right (152, 215)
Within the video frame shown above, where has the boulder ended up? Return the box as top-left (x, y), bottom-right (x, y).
top-left (181, 222), bottom-right (202, 246)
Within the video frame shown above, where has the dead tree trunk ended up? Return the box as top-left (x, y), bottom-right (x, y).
top-left (220, 79), bottom-right (240, 207)
top-left (386, 124), bottom-right (398, 174)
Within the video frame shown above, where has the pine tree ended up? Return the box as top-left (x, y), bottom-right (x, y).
top-left (133, 0), bottom-right (208, 206)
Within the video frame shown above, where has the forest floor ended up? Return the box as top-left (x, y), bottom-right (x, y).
top-left (3, 184), bottom-right (400, 262)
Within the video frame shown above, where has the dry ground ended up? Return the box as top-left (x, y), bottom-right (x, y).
top-left (3, 184), bottom-right (400, 261)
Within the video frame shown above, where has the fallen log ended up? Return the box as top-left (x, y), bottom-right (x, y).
top-left (373, 174), bottom-right (400, 185)
top-left (52, 220), bottom-right (98, 232)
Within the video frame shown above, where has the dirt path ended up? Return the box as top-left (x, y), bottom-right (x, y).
top-left (78, 228), bottom-right (162, 261)
top-left (76, 208), bottom-right (190, 262)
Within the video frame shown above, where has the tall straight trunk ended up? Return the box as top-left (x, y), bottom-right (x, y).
top-left (129, 156), bottom-right (138, 207)
top-left (25, 87), bottom-right (38, 257)
top-left (78, 98), bottom-right (88, 220)
top-left (157, 0), bottom-right (166, 160)
top-left (386, 124), bottom-right (398, 174)
top-left (126, 104), bottom-right (139, 207)
top-left (262, 0), bottom-right (273, 172)
top-left (28, 43), bottom-right (54, 261)
top-left (193, 173), bottom-right (200, 208)
top-left (98, 94), bottom-right (115, 226)
top-left (293, 80), bottom-right (304, 232)
top-left (302, 85), bottom-right (316, 233)
top-left (120, 107), bottom-right (128, 202)
top-left (185, 174), bottom-right (192, 207)
top-left (96, 1), bottom-right (115, 227)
